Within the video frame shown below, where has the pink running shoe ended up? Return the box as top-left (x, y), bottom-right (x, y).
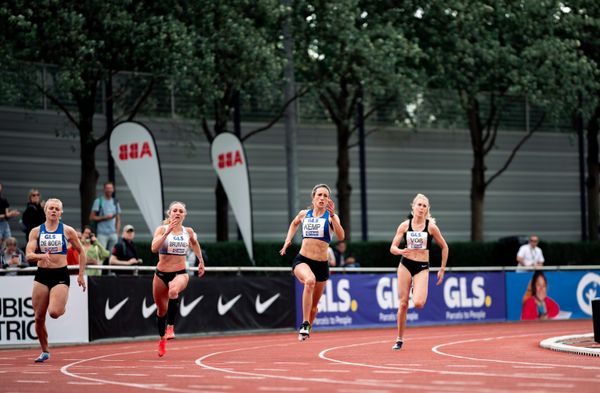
top-left (158, 338), bottom-right (167, 357)
top-left (165, 325), bottom-right (175, 340)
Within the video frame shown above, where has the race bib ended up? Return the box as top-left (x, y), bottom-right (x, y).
top-left (39, 233), bottom-right (64, 254)
top-left (303, 217), bottom-right (326, 239)
top-left (406, 231), bottom-right (428, 249)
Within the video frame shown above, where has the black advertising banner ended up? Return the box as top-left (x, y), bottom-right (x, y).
top-left (88, 275), bottom-right (295, 341)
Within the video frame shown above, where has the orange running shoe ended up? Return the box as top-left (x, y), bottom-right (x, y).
top-left (158, 338), bottom-right (167, 357)
top-left (165, 325), bottom-right (175, 340)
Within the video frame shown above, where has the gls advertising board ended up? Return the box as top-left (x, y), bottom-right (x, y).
top-left (0, 276), bottom-right (88, 346)
top-left (294, 272), bottom-right (506, 329)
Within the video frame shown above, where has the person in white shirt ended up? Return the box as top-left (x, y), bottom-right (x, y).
top-left (516, 235), bottom-right (544, 269)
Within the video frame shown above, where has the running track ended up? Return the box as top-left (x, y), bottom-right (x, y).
top-left (1, 319), bottom-right (598, 393)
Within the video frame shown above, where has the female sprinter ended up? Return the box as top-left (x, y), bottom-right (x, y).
top-left (389, 193), bottom-right (448, 350)
top-left (280, 184), bottom-right (345, 340)
top-left (151, 201), bottom-right (205, 357)
top-left (26, 198), bottom-right (86, 362)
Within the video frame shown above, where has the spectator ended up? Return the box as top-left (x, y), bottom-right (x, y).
top-left (66, 229), bottom-right (82, 275)
top-left (0, 182), bottom-right (21, 248)
top-left (331, 240), bottom-right (348, 267)
top-left (516, 235), bottom-right (544, 269)
top-left (1, 236), bottom-right (28, 275)
top-left (521, 270), bottom-right (560, 320)
top-left (110, 224), bottom-right (142, 274)
top-left (89, 181), bottom-right (121, 254)
top-left (343, 254), bottom-right (360, 268)
top-left (22, 188), bottom-right (46, 244)
top-left (81, 225), bottom-right (110, 276)
top-left (186, 247), bottom-right (209, 276)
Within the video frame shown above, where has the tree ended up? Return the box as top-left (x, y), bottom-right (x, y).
top-left (0, 1), bottom-right (195, 227)
top-left (403, 1), bottom-right (596, 240)
top-left (173, 0), bottom-right (296, 241)
top-left (291, 0), bottom-right (421, 236)
top-left (562, 1), bottom-right (600, 240)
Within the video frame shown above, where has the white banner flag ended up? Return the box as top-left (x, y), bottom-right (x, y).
top-left (110, 122), bottom-right (164, 235)
top-left (211, 133), bottom-right (254, 262)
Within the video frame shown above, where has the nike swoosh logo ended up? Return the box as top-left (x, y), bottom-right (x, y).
top-left (180, 295), bottom-right (204, 317)
top-left (105, 298), bottom-right (129, 320)
top-left (142, 297), bottom-right (157, 319)
top-left (217, 294), bottom-right (242, 316)
top-left (255, 293), bottom-right (280, 314)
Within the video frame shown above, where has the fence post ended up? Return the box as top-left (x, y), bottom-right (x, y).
top-left (593, 298), bottom-right (600, 343)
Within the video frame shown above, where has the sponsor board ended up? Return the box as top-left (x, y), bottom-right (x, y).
top-left (294, 272), bottom-right (506, 329)
top-left (88, 275), bottom-right (294, 340)
top-left (506, 270), bottom-right (600, 321)
top-left (0, 276), bottom-right (88, 346)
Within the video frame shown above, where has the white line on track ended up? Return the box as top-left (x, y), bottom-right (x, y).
top-left (431, 332), bottom-right (600, 371)
top-left (16, 380), bottom-right (47, 383)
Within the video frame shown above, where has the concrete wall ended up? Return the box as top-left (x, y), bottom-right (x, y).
top-left (0, 107), bottom-right (581, 245)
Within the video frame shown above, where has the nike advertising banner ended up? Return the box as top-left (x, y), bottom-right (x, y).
top-left (110, 121), bottom-right (164, 235)
top-left (88, 275), bottom-right (294, 340)
top-left (210, 132), bottom-right (254, 261)
top-left (505, 270), bottom-right (600, 321)
top-left (294, 272), bottom-right (506, 330)
top-left (0, 276), bottom-right (88, 346)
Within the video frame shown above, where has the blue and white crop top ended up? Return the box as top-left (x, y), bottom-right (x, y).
top-left (38, 222), bottom-right (68, 255)
top-left (403, 219), bottom-right (432, 250)
top-left (302, 210), bottom-right (332, 243)
top-left (159, 227), bottom-right (190, 255)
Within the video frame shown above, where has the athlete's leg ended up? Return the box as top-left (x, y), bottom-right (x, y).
top-left (32, 282), bottom-right (50, 353)
top-left (293, 263), bottom-right (317, 323)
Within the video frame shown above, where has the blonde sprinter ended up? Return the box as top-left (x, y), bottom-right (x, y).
top-left (389, 194), bottom-right (448, 350)
top-left (26, 198), bottom-right (86, 363)
top-left (151, 201), bottom-right (205, 357)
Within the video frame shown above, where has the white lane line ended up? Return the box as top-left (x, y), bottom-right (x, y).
top-left (224, 375), bottom-right (266, 380)
top-left (115, 373), bottom-right (148, 376)
top-left (16, 380), bottom-right (47, 384)
top-left (254, 368), bottom-right (289, 372)
top-left (258, 387), bottom-right (308, 392)
top-left (431, 332), bottom-right (600, 370)
top-left (517, 382), bottom-right (574, 388)
top-left (21, 371), bottom-right (49, 374)
top-left (187, 385), bottom-right (232, 390)
top-left (67, 382), bottom-right (104, 385)
top-left (310, 369), bottom-right (350, 373)
top-left (431, 380), bottom-right (484, 385)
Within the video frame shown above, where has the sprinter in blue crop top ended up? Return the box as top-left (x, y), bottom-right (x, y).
top-left (389, 193), bottom-right (449, 351)
top-left (25, 198), bottom-right (87, 363)
top-left (280, 184), bottom-right (345, 341)
top-left (150, 201), bottom-right (206, 357)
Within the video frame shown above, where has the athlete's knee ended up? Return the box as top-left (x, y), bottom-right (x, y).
top-left (398, 298), bottom-right (410, 312)
top-left (168, 288), bottom-right (179, 299)
top-left (48, 308), bottom-right (65, 319)
top-left (304, 277), bottom-right (316, 289)
top-left (413, 298), bottom-right (426, 309)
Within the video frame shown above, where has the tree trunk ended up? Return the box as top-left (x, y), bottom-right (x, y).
top-left (336, 122), bottom-right (352, 239)
top-left (215, 180), bottom-right (228, 241)
top-left (466, 99), bottom-right (486, 241)
top-left (586, 106), bottom-right (600, 241)
top-left (78, 96), bottom-right (99, 229)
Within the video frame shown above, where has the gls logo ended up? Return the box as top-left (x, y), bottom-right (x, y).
top-left (119, 142), bottom-right (153, 160)
top-left (318, 279), bottom-right (351, 312)
top-left (376, 277), bottom-right (415, 310)
top-left (444, 276), bottom-right (486, 308)
top-left (217, 150), bottom-right (243, 169)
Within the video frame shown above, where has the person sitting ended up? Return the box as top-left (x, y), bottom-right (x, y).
top-left (109, 225), bottom-right (142, 274)
top-left (343, 254), bottom-right (360, 268)
top-left (521, 270), bottom-right (560, 320)
top-left (1, 237), bottom-right (28, 275)
top-left (331, 240), bottom-right (348, 267)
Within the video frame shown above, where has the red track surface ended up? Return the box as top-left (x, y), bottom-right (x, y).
top-left (1, 319), bottom-right (598, 393)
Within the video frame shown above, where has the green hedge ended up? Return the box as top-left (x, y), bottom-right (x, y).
top-left (134, 240), bottom-right (600, 268)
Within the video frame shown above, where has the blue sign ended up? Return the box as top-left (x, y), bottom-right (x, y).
top-left (505, 270), bottom-right (600, 321)
top-left (294, 271), bottom-right (506, 329)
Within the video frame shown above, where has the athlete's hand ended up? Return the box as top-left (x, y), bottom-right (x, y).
top-left (326, 199), bottom-right (336, 216)
top-left (279, 240), bottom-right (291, 256)
top-left (77, 274), bottom-right (87, 292)
top-left (37, 252), bottom-right (51, 268)
top-left (197, 262), bottom-right (205, 277)
top-left (436, 269), bottom-right (445, 286)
